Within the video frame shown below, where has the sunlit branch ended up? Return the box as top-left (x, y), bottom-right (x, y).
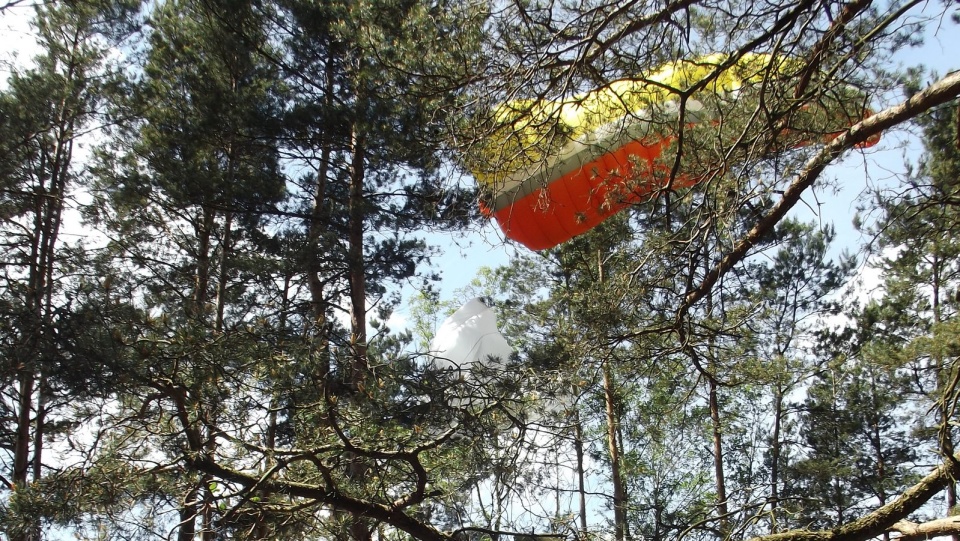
top-left (677, 69), bottom-right (960, 322)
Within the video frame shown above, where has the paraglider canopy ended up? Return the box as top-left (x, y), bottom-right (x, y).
top-left (467, 53), bottom-right (880, 251)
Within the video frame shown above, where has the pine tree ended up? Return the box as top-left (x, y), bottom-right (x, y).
top-left (743, 220), bottom-right (854, 532)
top-left (781, 354), bottom-right (917, 530)
top-left (0, 0), bottom-right (139, 536)
top-left (76, 0), bottom-right (489, 538)
top-left (856, 99), bottom-right (960, 521)
top-left (78, 0), bottom-right (289, 536)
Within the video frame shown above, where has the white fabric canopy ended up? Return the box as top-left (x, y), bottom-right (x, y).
top-left (429, 298), bottom-right (513, 374)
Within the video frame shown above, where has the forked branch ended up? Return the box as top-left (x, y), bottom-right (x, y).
top-left (678, 70), bottom-right (960, 321)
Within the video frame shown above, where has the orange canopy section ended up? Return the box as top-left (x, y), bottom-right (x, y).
top-left (468, 54), bottom-right (879, 251)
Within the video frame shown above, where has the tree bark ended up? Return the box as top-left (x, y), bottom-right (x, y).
top-left (603, 359), bottom-right (628, 541)
top-left (10, 48), bottom-right (76, 541)
top-left (305, 48), bottom-right (336, 381)
top-left (769, 387), bottom-right (784, 533)
top-left (678, 70), bottom-right (960, 319)
top-left (930, 251), bottom-right (958, 538)
top-left (348, 124), bottom-right (368, 379)
top-left (746, 450), bottom-right (960, 541)
top-left (574, 413), bottom-right (589, 538)
top-left (178, 485), bottom-right (198, 541)
top-left (892, 517), bottom-right (960, 541)
top-left (598, 250), bottom-right (628, 541)
top-left (709, 373), bottom-right (729, 537)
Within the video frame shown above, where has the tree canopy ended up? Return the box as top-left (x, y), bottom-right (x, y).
top-left (1, 0), bottom-right (960, 539)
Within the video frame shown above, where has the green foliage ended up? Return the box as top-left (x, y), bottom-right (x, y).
top-left (781, 356), bottom-right (918, 528)
top-left (2, 0), bottom-right (960, 539)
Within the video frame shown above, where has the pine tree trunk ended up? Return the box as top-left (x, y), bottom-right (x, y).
top-left (343, 76), bottom-right (372, 541)
top-left (702, 250), bottom-right (729, 539)
top-left (307, 140), bottom-right (332, 379)
top-left (215, 211), bottom-right (233, 333)
top-left (769, 387), bottom-right (784, 533)
top-left (603, 359), bottom-right (627, 541)
top-left (9, 76), bottom-right (74, 540)
top-left (709, 373), bottom-right (729, 538)
top-left (574, 413), bottom-right (589, 538)
top-left (32, 376), bottom-right (49, 541)
top-left (12, 376), bottom-right (35, 488)
top-left (598, 250), bottom-right (628, 541)
top-left (348, 126), bottom-right (368, 380)
top-left (179, 486), bottom-right (198, 541)
top-left (305, 52), bottom-right (336, 382)
top-left (930, 254), bottom-right (958, 539)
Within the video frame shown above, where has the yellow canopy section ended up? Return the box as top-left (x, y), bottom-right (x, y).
top-left (471, 53), bottom-right (797, 188)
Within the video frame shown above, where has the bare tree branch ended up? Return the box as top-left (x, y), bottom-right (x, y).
top-left (891, 517), bottom-right (960, 541)
top-left (187, 454), bottom-right (454, 541)
top-left (746, 452), bottom-right (960, 541)
top-left (677, 69), bottom-right (960, 322)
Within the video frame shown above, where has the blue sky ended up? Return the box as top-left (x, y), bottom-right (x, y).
top-left (3, 0), bottom-right (959, 327)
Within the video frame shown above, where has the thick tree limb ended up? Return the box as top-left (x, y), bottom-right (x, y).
top-left (186, 455), bottom-right (452, 541)
top-left (891, 517), bottom-right (960, 541)
top-left (677, 70), bottom-right (960, 321)
top-left (747, 453), bottom-right (960, 541)
top-left (183, 447), bottom-right (960, 541)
